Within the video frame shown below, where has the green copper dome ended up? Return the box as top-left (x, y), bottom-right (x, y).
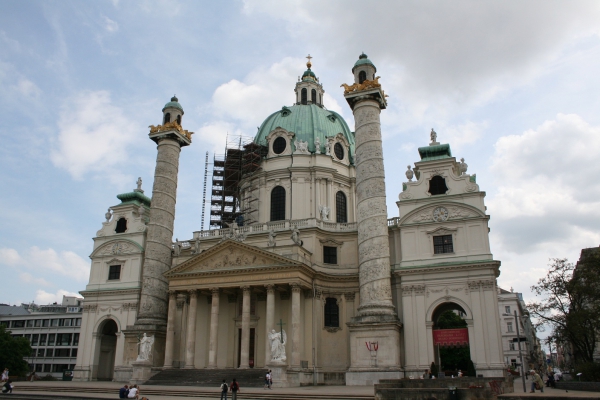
top-left (254, 104), bottom-right (355, 163)
top-left (352, 53), bottom-right (376, 73)
top-left (302, 68), bottom-right (317, 80)
top-left (162, 95), bottom-right (184, 113)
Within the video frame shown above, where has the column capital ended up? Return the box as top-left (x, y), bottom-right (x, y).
top-left (265, 284), bottom-right (275, 294)
top-left (210, 287), bottom-right (220, 296)
top-left (241, 286), bottom-right (251, 293)
top-left (290, 283), bottom-right (302, 293)
top-left (188, 289), bottom-right (198, 298)
top-left (168, 290), bottom-right (177, 299)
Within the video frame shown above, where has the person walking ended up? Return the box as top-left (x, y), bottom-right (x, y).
top-left (219, 379), bottom-right (228, 400)
top-left (230, 378), bottom-right (240, 400)
top-left (1, 368), bottom-right (8, 382)
top-left (530, 370), bottom-right (544, 393)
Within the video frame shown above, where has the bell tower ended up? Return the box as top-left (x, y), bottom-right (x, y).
top-left (294, 54), bottom-right (325, 106)
top-left (343, 53), bottom-right (402, 385)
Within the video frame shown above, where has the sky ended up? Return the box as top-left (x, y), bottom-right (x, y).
top-left (1, 1), bottom-right (600, 320)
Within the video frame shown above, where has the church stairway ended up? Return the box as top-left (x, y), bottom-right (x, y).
top-left (144, 367), bottom-right (269, 387)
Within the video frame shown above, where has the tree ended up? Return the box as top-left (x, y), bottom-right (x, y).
top-left (528, 257), bottom-right (600, 364)
top-left (436, 310), bottom-right (470, 371)
top-left (0, 324), bottom-right (32, 377)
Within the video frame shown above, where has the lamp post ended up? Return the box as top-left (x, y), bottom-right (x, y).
top-left (514, 311), bottom-right (527, 393)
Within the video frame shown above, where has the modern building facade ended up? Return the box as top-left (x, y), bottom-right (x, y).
top-left (73, 54), bottom-right (507, 385)
top-left (0, 296), bottom-right (82, 378)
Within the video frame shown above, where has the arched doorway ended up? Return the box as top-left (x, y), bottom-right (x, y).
top-left (97, 319), bottom-right (118, 380)
top-left (431, 302), bottom-right (471, 376)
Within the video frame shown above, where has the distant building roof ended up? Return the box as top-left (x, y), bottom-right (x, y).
top-left (0, 305), bottom-right (30, 316)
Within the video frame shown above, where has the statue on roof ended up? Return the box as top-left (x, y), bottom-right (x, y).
top-left (136, 177), bottom-right (143, 192)
top-left (430, 128), bottom-right (437, 144)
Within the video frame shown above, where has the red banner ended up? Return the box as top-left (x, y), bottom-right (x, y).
top-left (433, 328), bottom-right (469, 347)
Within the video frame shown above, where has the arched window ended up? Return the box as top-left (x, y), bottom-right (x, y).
top-left (428, 175), bottom-right (448, 196)
top-left (311, 89), bottom-right (317, 104)
top-left (164, 113), bottom-right (171, 124)
top-left (359, 70), bottom-right (367, 84)
top-left (270, 186), bottom-right (286, 221)
top-left (115, 217), bottom-right (127, 233)
top-left (176, 115), bottom-right (181, 125)
top-left (336, 191), bottom-right (347, 223)
top-left (301, 88), bottom-right (307, 105)
top-left (324, 298), bottom-right (339, 327)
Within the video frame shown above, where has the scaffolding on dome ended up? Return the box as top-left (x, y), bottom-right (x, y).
top-left (209, 135), bottom-right (267, 229)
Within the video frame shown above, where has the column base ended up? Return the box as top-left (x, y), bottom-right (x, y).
top-left (347, 320), bottom-right (402, 372)
top-left (130, 360), bottom-right (154, 384)
top-left (268, 364), bottom-right (289, 388)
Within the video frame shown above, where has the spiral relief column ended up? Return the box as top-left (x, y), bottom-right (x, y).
top-left (343, 54), bottom-right (401, 384)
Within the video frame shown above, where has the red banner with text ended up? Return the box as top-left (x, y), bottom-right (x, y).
top-left (433, 328), bottom-right (469, 347)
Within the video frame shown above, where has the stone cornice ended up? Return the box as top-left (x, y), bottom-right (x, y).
top-left (393, 260), bottom-right (500, 276)
top-left (79, 288), bottom-right (141, 298)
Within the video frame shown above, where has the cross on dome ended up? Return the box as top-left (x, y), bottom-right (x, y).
top-left (306, 54), bottom-right (312, 69)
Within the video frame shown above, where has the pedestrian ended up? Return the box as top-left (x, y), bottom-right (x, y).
top-left (529, 370), bottom-right (544, 393)
top-left (1, 368), bottom-right (8, 382)
top-left (119, 384), bottom-right (129, 398)
top-left (127, 384), bottom-right (139, 399)
top-left (1, 380), bottom-right (13, 394)
top-left (220, 379), bottom-right (228, 400)
top-left (457, 370), bottom-right (463, 378)
top-left (269, 370), bottom-right (273, 388)
top-left (230, 378), bottom-right (240, 400)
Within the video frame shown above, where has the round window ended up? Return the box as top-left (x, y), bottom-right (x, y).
top-left (334, 143), bottom-right (344, 160)
top-left (273, 137), bottom-right (287, 154)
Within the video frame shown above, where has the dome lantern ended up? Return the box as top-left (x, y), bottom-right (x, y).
top-left (295, 54), bottom-right (325, 107)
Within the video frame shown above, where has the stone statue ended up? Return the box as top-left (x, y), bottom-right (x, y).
top-left (459, 158), bottom-right (468, 175)
top-left (294, 139), bottom-right (309, 154)
top-left (137, 205), bottom-right (145, 219)
top-left (269, 329), bottom-right (287, 362)
top-left (314, 136), bottom-right (321, 154)
top-left (325, 138), bottom-right (332, 156)
top-left (136, 177), bottom-right (143, 191)
top-left (173, 238), bottom-right (182, 257)
top-left (267, 229), bottom-right (277, 247)
top-left (193, 236), bottom-right (201, 254)
top-left (405, 165), bottom-right (414, 181)
top-left (430, 128), bottom-right (437, 144)
top-left (105, 208), bottom-right (112, 222)
top-left (291, 226), bottom-right (301, 245)
top-left (319, 205), bottom-right (330, 221)
top-left (136, 333), bottom-right (154, 361)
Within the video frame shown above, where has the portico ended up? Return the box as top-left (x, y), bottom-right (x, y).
top-left (162, 240), bottom-right (316, 370)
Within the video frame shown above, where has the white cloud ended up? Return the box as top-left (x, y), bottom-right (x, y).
top-left (0, 246), bottom-right (90, 282)
top-left (443, 121), bottom-right (487, 151)
top-left (51, 90), bottom-right (140, 180)
top-left (35, 289), bottom-right (81, 305)
top-left (102, 15), bottom-right (119, 33)
top-left (488, 113), bottom-right (600, 254)
top-left (14, 78), bottom-right (41, 99)
top-left (19, 272), bottom-right (52, 287)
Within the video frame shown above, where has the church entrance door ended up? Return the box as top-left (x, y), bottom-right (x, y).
top-left (431, 303), bottom-right (471, 375)
top-left (97, 319), bottom-right (118, 380)
top-left (237, 328), bottom-right (255, 368)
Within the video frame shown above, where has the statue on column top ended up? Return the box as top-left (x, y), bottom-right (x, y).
top-left (430, 128), bottom-right (437, 144)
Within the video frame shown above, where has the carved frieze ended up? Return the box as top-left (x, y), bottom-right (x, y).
top-left (401, 284), bottom-right (426, 296)
top-left (406, 205), bottom-right (478, 224)
top-left (96, 241), bottom-right (139, 256)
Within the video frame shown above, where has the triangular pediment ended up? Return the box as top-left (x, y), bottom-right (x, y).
top-left (164, 239), bottom-right (299, 277)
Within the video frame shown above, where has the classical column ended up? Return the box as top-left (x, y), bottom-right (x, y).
top-left (136, 138), bottom-right (184, 327)
top-left (345, 85), bottom-right (395, 320)
top-left (208, 288), bottom-right (220, 368)
top-left (315, 178), bottom-right (321, 219)
top-left (265, 285), bottom-right (275, 364)
top-left (240, 286), bottom-right (251, 368)
top-left (163, 291), bottom-right (177, 368)
top-left (184, 290), bottom-right (198, 368)
top-left (291, 284), bottom-right (301, 367)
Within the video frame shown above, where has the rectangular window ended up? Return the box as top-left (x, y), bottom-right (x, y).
top-left (507, 322), bottom-right (514, 332)
top-left (54, 348), bottom-right (70, 357)
top-left (48, 334), bottom-right (56, 346)
top-left (64, 319), bottom-right (72, 327)
top-left (39, 334), bottom-right (47, 346)
top-left (58, 319), bottom-right (65, 327)
top-left (43, 364), bottom-right (51, 373)
top-left (108, 265), bottom-right (121, 280)
top-left (35, 364), bottom-right (42, 373)
top-left (509, 342), bottom-right (515, 351)
top-left (324, 298), bottom-right (340, 327)
top-left (71, 348), bottom-right (78, 357)
top-left (52, 364), bottom-right (69, 372)
top-left (323, 246), bottom-right (338, 264)
top-left (26, 320), bottom-right (34, 327)
top-left (505, 306), bottom-right (511, 314)
top-left (12, 320), bottom-right (25, 328)
top-left (73, 333), bottom-right (80, 346)
top-left (51, 319), bottom-right (59, 327)
top-left (31, 334), bottom-right (39, 345)
top-left (75, 318), bottom-right (81, 327)
top-left (42, 319), bottom-right (49, 327)
top-left (35, 319), bottom-right (42, 327)
top-left (433, 235), bottom-right (454, 254)
top-left (46, 349), bottom-right (53, 357)
top-left (56, 333), bottom-right (72, 346)
top-left (36, 348), bottom-right (45, 357)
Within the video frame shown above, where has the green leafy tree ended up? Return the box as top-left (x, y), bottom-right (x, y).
top-left (528, 257), bottom-right (600, 364)
top-left (436, 310), bottom-right (470, 372)
top-left (0, 324), bottom-right (32, 377)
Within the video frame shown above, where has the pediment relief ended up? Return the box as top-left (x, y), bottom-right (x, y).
top-left (166, 240), bottom-right (298, 276)
top-left (319, 238), bottom-right (343, 246)
top-left (401, 204), bottom-right (484, 225)
top-left (91, 239), bottom-right (144, 258)
top-left (425, 226), bottom-right (458, 236)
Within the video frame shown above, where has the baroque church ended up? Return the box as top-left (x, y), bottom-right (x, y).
top-left (73, 54), bottom-right (505, 386)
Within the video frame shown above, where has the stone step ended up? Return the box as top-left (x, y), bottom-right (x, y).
top-left (145, 367), bottom-right (269, 387)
